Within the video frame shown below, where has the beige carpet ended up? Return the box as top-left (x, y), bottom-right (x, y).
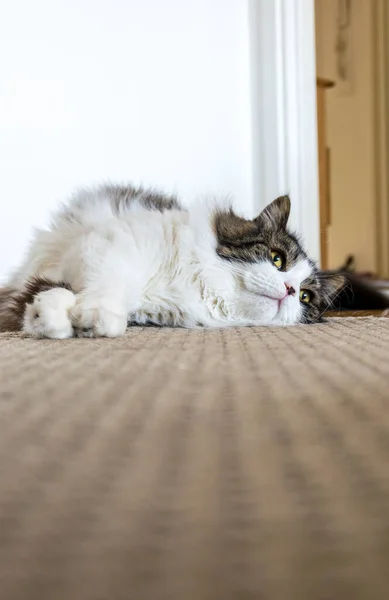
top-left (1, 318), bottom-right (389, 600)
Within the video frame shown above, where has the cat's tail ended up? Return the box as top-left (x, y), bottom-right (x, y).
top-left (0, 278), bottom-right (74, 333)
top-left (0, 286), bottom-right (22, 331)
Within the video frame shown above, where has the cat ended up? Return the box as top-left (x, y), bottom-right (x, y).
top-left (0, 184), bottom-right (344, 338)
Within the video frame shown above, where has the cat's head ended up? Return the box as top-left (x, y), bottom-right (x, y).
top-left (214, 195), bottom-right (344, 325)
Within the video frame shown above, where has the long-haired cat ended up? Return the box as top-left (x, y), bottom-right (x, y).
top-left (0, 185), bottom-right (344, 338)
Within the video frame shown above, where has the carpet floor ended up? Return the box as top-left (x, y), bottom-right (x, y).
top-left (1, 318), bottom-right (389, 600)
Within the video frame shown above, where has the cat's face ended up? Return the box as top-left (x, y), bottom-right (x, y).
top-left (214, 195), bottom-right (343, 325)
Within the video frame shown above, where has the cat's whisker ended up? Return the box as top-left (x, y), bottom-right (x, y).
top-left (315, 285), bottom-right (348, 322)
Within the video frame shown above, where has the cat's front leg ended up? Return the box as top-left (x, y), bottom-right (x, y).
top-left (70, 295), bottom-right (128, 338)
top-left (68, 230), bottom-right (145, 337)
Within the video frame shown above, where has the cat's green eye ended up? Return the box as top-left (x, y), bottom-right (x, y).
top-left (271, 250), bottom-right (284, 270)
top-left (299, 289), bottom-right (312, 304)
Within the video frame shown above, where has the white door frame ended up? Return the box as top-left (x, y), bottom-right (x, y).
top-left (249, 0), bottom-right (320, 262)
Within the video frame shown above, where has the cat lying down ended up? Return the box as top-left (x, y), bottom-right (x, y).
top-left (0, 185), bottom-right (344, 338)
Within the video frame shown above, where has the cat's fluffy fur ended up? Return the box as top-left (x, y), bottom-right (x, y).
top-left (0, 184), bottom-right (343, 338)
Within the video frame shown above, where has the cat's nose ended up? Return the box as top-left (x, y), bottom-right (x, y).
top-left (285, 283), bottom-right (296, 296)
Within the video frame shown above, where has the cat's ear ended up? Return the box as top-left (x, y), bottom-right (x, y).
top-left (319, 272), bottom-right (345, 303)
top-left (214, 208), bottom-right (261, 260)
top-left (254, 195), bottom-right (291, 230)
top-left (214, 209), bottom-right (258, 247)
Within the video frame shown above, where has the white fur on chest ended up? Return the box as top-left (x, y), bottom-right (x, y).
top-left (128, 211), bottom-right (238, 327)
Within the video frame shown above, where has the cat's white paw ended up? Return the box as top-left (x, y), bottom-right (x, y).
top-left (23, 288), bottom-right (76, 339)
top-left (70, 298), bottom-right (127, 338)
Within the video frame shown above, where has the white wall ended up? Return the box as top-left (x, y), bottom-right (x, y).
top-left (0, 0), bottom-right (253, 281)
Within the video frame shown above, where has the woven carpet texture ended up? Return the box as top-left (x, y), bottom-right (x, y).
top-left (1, 318), bottom-right (389, 600)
